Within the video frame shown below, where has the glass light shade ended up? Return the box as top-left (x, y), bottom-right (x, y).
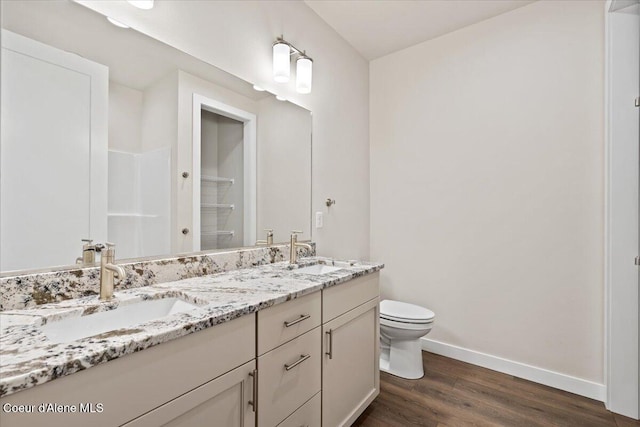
top-left (126, 0), bottom-right (154, 10)
top-left (273, 42), bottom-right (290, 83)
top-left (296, 56), bottom-right (313, 94)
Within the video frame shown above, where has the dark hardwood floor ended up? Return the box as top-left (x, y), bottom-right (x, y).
top-left (353, 352), bottom-right (640, 427)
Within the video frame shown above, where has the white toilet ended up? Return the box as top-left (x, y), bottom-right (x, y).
top-left (379, 299), bottom-right (435, 379)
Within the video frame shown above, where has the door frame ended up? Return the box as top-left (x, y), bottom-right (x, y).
top-left (604, 0), bottom-right (640, 418)
top-left (192, 94), bottom-right (256, 250)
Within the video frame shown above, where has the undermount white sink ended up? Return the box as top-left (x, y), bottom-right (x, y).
top-left (41, 297), bottom-right (200, 343)
top-left (296, 264), bottom-right (342, 275)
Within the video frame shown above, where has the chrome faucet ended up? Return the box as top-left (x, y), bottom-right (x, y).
top-left (95, 243), bottom-right (126, 300)
top-left (290, 231), bottom-right (312, 264)
top-left (76, 239), bottom-right (96, 265)
top-left (256, 229), bottom-right (274, 246)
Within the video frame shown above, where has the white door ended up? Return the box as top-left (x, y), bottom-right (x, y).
top-left (322, 299), bottom-right (380, 427)
top-left (605, 0), bottom-right (640, 419)
top-left (0, 30), bottom-right (108, 272)
top-left (122, 360), bottom-right (256, 427)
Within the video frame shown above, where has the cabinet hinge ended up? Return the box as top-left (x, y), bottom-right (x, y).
top-left (635, 256), bottom-right (640, 266)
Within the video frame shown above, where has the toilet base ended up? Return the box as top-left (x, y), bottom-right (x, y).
top-left (379, 336), bottom-right (424, 380)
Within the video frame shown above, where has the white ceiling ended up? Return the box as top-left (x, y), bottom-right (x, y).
top-left (305, 0), bottom-right (535, 60)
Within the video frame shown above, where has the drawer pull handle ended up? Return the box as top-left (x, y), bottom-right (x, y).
top-left (325, 329), bottom-right (333, 360)
top-left (284, 354), bottom-right (311, 371)
top-left (284, 314), bottom-right (311, 327)
top-left (248, 369), bottom-right (258, 412)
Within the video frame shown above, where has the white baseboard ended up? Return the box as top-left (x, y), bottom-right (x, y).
top-left (421, 338), bottom-right (606, 402)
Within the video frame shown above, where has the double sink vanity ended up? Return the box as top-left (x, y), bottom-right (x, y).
top-left (0, 2), bottom-right (381, 425)
top-left (0, 247), bottom-right (383, 427)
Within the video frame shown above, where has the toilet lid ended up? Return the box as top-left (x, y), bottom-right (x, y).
top-left (380, 300), bottom-right (435, 323)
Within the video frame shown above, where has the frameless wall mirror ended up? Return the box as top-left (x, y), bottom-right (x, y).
top-left (0, 0), bottom-right (312, 274)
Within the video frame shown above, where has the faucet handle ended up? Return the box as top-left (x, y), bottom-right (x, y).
top-left (81, 239), bottom-right (93, 244)
top-left (94, 243), bottom-right (115, 253)
top-left (105, 242), bottom-right (116, 256)
top-left (291, 230), bottom-right (303, 235)
top-left (257, 229), bottom-right (275, 247)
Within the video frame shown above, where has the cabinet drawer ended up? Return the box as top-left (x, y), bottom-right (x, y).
top-left (277, 392), bottom-right (320, 427)
top-left (258, 291), bottom-right (321, 355)
top-left (258, 327), bottom-right (321, 427)
top-left (323, 272), bottom-right (379, 322)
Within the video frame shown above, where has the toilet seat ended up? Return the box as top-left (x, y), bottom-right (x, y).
top-left (380, 300), bottom-right (435, 324)
top-left (380, 315), bottom-right (434, 325)
top-left (380, 316), bottom-right (434, 330)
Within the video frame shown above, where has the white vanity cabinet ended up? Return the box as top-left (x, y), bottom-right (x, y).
top-left (255, 272), bottom-right (380, 427)
top-left (0, 271), bottom-right (380, 427)
top-left (322, 273), bottom-right (380, 427)
top-left (0, 315), bottom-right (256, 427)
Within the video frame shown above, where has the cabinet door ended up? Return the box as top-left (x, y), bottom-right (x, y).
top-left (322, 298), bottom-right (380, 427)
top-left (124, 360), bottom-right (256, 427)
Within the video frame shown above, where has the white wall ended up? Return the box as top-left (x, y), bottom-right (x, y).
top-left (140, 71), bottom-right (178, 153)
top-left (109, 82), bottom-right (143, 153)
top-left (257, 96), bottom-right (312, 243)
top-left (371, 0), bottom-right (605, 387)
top-left (78, 0), bottom-right (370, 260)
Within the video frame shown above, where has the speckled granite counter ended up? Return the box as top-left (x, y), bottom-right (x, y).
top-left (0, 244), bottom-right (314, 311)
top-left (0, 257), bottom-right (383, 398)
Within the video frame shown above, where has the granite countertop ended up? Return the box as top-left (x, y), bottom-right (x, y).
top-left (0, 257), bottom-right (383, 398)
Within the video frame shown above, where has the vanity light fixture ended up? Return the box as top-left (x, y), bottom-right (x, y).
top-left (273, 40), bottom-right (291, 83)
top-left (272, 36), bottom-right (313, 94)
top-left (275, 95), bottom-right (287, 101)
top-left (252, 85), bottom-right (265, 91)
top-left (126, 0), bottom-right (154, 10)
top-left (106, 17), bottom-right (130, 29)
top-left (296, 55), bottom-right (313, 94)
